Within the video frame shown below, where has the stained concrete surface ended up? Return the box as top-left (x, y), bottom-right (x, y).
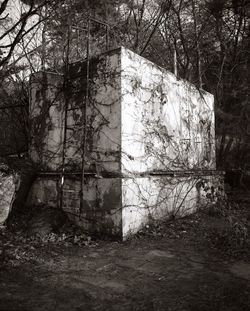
top-left (29, 47), bottom-right (221, 239)
top-left (1, 237), bottom-right (250, 311)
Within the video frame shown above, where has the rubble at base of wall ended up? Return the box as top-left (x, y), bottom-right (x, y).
top-left (0, 164), bottom-right (20, 226)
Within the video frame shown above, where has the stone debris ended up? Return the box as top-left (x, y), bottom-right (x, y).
top-left (0, 167), bottom-right (20, 225)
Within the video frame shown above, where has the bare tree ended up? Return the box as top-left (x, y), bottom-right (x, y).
top-left (0, 0), bottom-right (58, 71)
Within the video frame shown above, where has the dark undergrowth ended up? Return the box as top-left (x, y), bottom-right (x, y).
top-left (135, 189), bottom-right (250, 260)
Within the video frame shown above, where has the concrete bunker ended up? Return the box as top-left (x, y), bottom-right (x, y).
top-left (28, 47), bottom-right (224, 239)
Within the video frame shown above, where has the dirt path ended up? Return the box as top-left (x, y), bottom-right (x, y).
top-left (1, 235), bottom-right (250, 311)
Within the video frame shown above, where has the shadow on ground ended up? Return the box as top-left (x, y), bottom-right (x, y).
top-left (1, 191), bottom-right (250, 311)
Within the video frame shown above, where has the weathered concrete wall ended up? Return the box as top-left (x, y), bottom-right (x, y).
top-left (28, 172), bottom-right (224, 239)
top-left (30, 47), bottom-right (215, 175)
top-left (122, 173), bottom-right (224, 238)
top-left (121, 48), bottom-right (215, 174)
top-left (29, 47), bottom-right (222, 239)
top-left (63, 51), bottom-right (122, 173)
top-left (28, 175), bottom-right (122, 237)
top-left (30, 50), bottom-right (121, 173)
top-left (30, 72), bottom-right (64, 170)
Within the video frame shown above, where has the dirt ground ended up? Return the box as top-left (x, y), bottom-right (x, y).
top-left (1, 192), bottom-right (250, 311)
